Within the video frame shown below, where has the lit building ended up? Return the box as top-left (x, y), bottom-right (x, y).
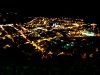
top-left (91, 23), bottom-right (97, 29)
top-left (82, 30), bottom-right (95, 36)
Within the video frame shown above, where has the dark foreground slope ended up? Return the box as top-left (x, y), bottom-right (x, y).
top-left (0, 36), bottom-right (100, 74)
top-left (0, 52), bottom-right (100, 75)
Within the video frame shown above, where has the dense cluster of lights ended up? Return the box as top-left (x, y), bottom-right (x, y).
top-left (0, 17), bottom-right (99, 60)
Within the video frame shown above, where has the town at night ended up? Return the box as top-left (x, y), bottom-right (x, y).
top-left (0, 1), bottom-right (99, 74)
top-left (0, 16), bottom-right (100, 60)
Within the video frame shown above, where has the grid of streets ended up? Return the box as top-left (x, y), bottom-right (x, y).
top-left (0, 17), bottom-right (100, 59)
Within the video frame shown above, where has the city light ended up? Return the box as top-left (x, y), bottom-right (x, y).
top-left (0, 17), bottom-right (99, 60)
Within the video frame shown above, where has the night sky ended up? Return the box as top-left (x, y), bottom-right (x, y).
top-left (0, 1), bottom-right (99, 23)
